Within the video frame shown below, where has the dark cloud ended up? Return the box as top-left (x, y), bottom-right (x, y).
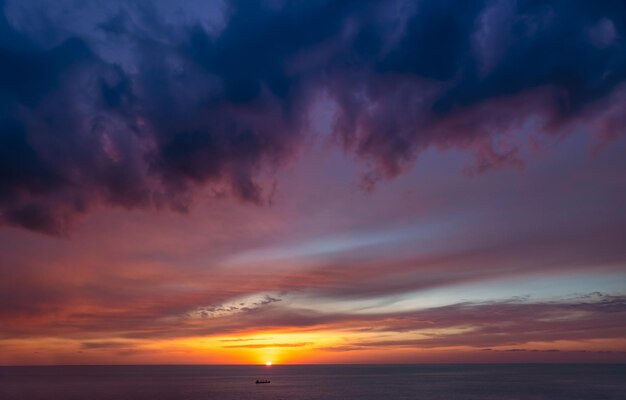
top-left (80, 341), bottom-right (135, 350)
top-left (482, 348), bottom-right (561, 352)
top-left (1, 0), bottom-right (626, 233)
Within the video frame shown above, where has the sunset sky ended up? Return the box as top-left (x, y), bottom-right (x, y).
top-left (1, 0), bottom-right (626, 365)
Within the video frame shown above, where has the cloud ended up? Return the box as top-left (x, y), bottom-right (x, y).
top-left (219, 337), bottom-right (270, 342)
top-left (319, 294), bottom-right (626, 350)
top-left (1, 0), bottom-right (626, 234)
top-left (222, 342), bottom-right (312, 349)
top-left (2, 277), bottom-right (625, 353)
top-left (80, 341), bottom-right (136, 350)
top-left (189, 294), bottom-right (283, 319)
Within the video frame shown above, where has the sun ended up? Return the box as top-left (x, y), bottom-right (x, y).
top-left (265, 361), bottom-right (272, 366)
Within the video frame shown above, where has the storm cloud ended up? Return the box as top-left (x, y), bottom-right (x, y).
top-left (1, 0), bottom-right (625, 234)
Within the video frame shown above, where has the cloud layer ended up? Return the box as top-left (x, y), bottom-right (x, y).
top-left (1, 0), bottom-right (625, 233)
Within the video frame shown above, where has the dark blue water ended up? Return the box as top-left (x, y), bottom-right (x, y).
top-left (1, 364), bottom-right (624, 400)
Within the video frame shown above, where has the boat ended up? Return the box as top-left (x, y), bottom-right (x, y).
top-left (255, 379), bottom-right (271, 384)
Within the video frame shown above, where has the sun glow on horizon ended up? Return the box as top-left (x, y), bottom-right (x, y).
top-left (265, 361), bottom-right (272, 366)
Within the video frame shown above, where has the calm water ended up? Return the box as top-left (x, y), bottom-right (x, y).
top-left (1, 364), bottom-right (624, 400)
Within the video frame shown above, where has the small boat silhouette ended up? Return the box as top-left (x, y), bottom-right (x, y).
top-left (255, 379), bottom-right (271, 384)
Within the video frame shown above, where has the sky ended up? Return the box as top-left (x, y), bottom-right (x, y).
top-left (1, 0), bottom-right (625, 365)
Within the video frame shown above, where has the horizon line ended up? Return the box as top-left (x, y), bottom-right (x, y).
top-left (3, 362), bottom-right (626, 367)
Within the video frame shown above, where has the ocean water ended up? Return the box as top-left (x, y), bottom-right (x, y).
top-left (0, 364), bottom-right (624, 400)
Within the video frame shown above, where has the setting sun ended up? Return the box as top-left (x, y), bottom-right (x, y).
top-left (265, 361), bottom-right (272, 366)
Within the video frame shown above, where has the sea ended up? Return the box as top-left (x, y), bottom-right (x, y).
top-left (0, 364), bottom-right (624, 400)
